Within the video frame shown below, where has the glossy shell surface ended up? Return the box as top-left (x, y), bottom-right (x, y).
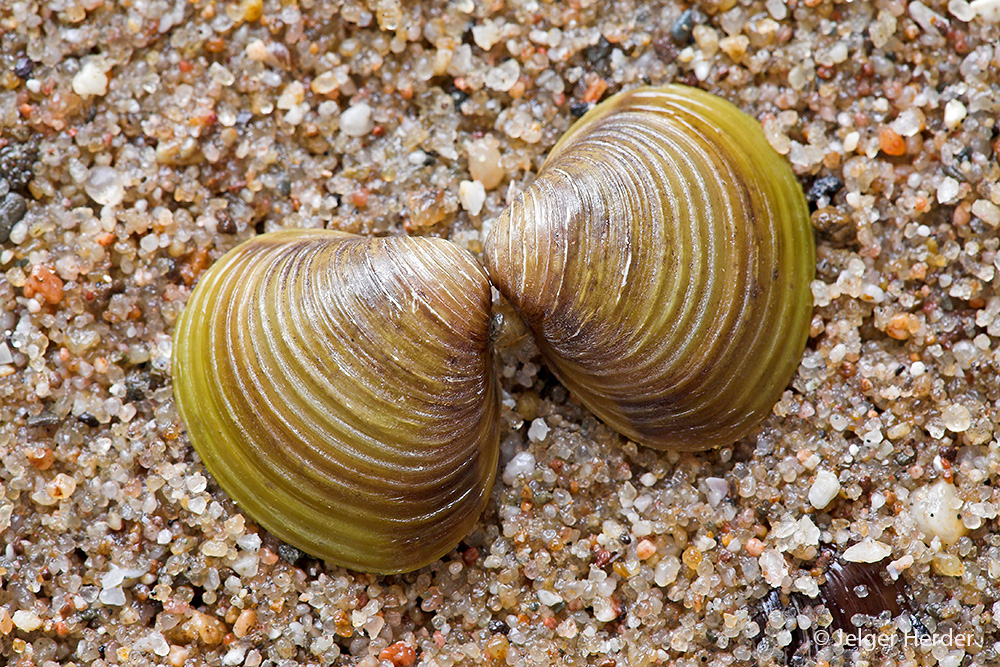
top-left (485, 84), bottom-right (815, 451)
top-left (172, 230), bottom-right (499, 573)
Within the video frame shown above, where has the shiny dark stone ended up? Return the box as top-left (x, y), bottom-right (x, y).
top-left (670, 9), bottom-right (701, 44)
top-left (488, 619), bottom-right (510, 635)
top-left (13, 56), bottom-right (34, 79)
top-left (277, 543), bottom-right (305, 565)
top-left (78, 413), bottom-right (100, 427)
top-left (807, 175), bottom-right (844, 207)
top-left (0, 193), bottom-right (27, 244)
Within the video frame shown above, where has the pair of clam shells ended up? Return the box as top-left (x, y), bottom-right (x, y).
top-left (171, 85), bottom-right (815, 573)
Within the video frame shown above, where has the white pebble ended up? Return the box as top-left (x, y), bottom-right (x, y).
top-left (502, 451), bottom-right (535, 485)
top-left (99, 586), bottom-right (127, 605)
top-left (85, 166), bottom-right (125, 206)
top-left (340, 102), bottom-right (373, 137)
top-left (765, 0), bottom-right (788, 20)
top-left (911, 479), bottom-right (967, 544)
top-left (232, 552), bottom-right (259, 577)
top-left (467, 137), bottom-right (504, 190)
top-left (527, 417), bottom-right (550, 443)
top-left (72, 60), bottom-right (109, 97)
top-left (223, 647), bottom-right (248, 666)
top-left (654, 556), bottom-right (680, 586)
top-left (537, 589), bottom-right (563, 606)
top-left (458, 180), bottom-right (486, 216)
top-left (972, 199), bottom-right (1000, 226)
top-left (937, 177), bottom-right (961, 204)
top-left (0, 342), bottom-right (13, 365)
top-left (944, 99), bottom-right (967, 129)
top-left (592, 597), bottom-right (617, 622)
top-left (237, 533), bottom-right (262, 551)
top-left (948, 0), bottom-right (976, 20)
top-left (971, 0), bottom-right (1000, 21)
top-left (472, 21), bottom-right (501, 51)
top-left (942, 403), bottom-right (971, 432)
top-left (759, 549), bottom-right (788, 587)
top-left (793, 576), bottom-right (820, 597)
top-left (276, 81), bottom-right (304, 110)
top-left (909, 1), bottom-right (948, 34)
top-left (890, 108), bottom-right (923, 137)
top-left (12, 610), bottom-right (42, 631)
top-left (808, 470), bottom-right (840, 509)
top-left (704, 477), bottom-right (728, 507)
top-left (101, 564), bottom-right (145, 592)
top-left (842, 539), bottom-right (892, 563)
top-left (843, 131), bottom-right (860, 153)
top-left (485, 59), bottom-right (521, 92)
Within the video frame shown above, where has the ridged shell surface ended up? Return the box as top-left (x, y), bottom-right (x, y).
top-left (485, 85), bottom-right (814, 451)
top-left (172, 230), bottom-right (499, 573)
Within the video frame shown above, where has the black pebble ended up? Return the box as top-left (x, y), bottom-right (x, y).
top-left (277, 177), bottom-right (292, 197)
top-left (569, 102), bottom-right (590, 118)
top-left (585, 36), bottom-right (613, 72)
top-left (449, 88), bottom-right (469, 110)
top-left (216, 213), bottom-right (237, 235)
top-left (0, 141), bottom-right (38, 193)
top-left (806, 175), bottom-right (844, 207)
top-left (0, 192), bottom-right (27, 244)
top-left (670, 8), bottom-right (701, 44)
top-left (78, 413), bottom-right (100, 427)
top-left (13, 56), bottom-right (34, 79)
top-left (125, 370), bottom-right (152, 402)
top-left (277, 543), bottom-right (305, 565)
top-left (488, 619), bottom-right (510, 635)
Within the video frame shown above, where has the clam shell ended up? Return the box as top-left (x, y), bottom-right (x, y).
top-left (172, 230), bottom-right (499, 573)
top-left (485, 85), bottom-right (815, 451)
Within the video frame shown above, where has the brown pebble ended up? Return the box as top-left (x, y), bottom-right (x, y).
top-left (25, 446), bottom-right (54, 470)
top-left (232, 608), bottom-right (256, 638)
top-left (23, 266), bottom-right (64, 305)
top-left (878, 127), bottom-right (906, 156)
top-left (180, 610), bottom-right (226, 645)
top-left (0, 608), bottom-right (12, 634)
top-left (636, 539), bottom-right (656, 560)
top-left (886, 312), bottom-right (919, 340)
top-left (179, 247), bottom-right (210, 286)
top-left (485, 634), bottom-right (509, 660)
top-left (745, 537), bottom-right (765, 557)
top-left (681, 545), bottom-right (702, 569)
top-left (379, 641), bottom-right (417, 666)
top-left (205, 37), bottom-right (227, 53)
top-left (404, 188), bottom-right (447, 232)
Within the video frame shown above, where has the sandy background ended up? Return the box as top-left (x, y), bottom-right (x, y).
top-left (2, 0), bottom-right (1000, 665)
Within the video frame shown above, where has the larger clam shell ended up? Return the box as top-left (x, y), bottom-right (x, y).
top-left (485, 85), bottom-right (815, 451)
top-left (172, 230), bottom-right (499, 573)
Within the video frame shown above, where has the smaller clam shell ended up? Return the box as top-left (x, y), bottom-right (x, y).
top-left (172, 230), bottom-right (499, 573)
